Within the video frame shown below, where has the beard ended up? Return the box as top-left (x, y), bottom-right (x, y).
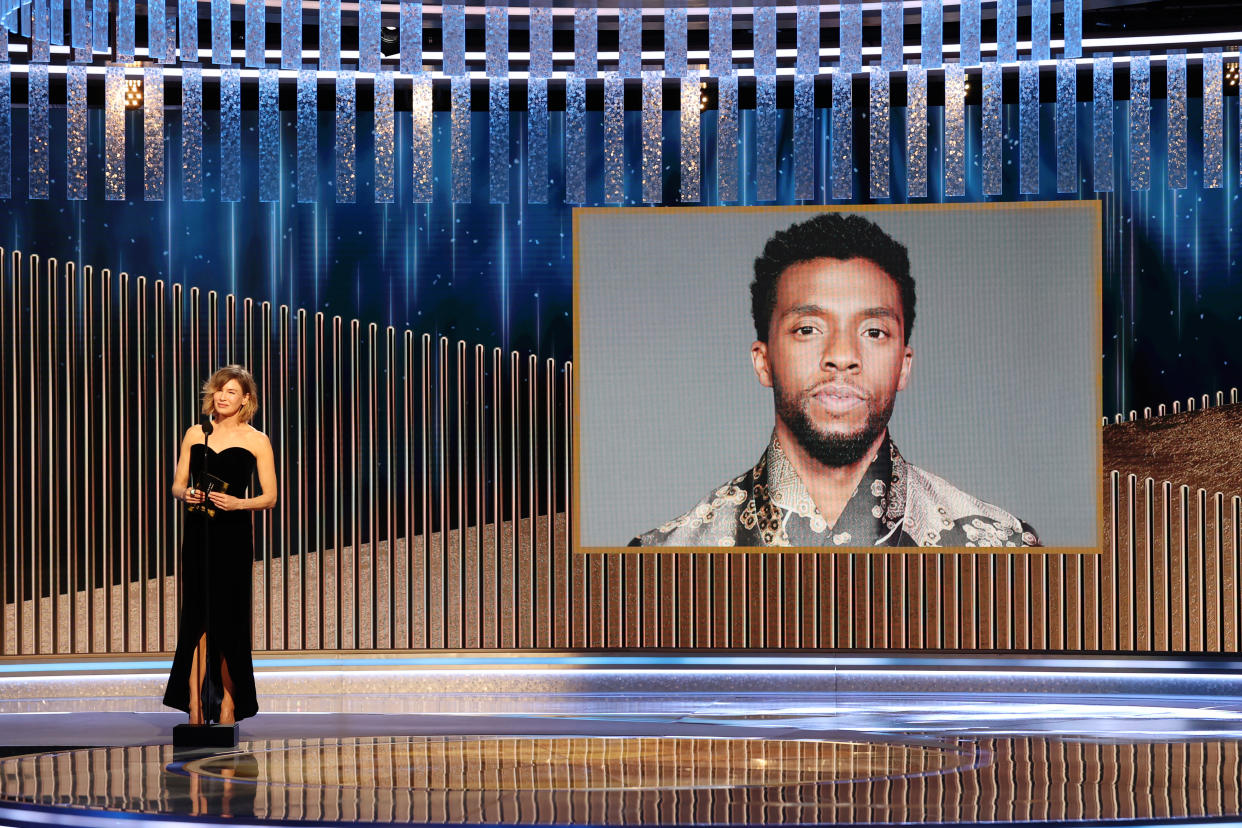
top-left (774, 380), bottom-right (893, 468)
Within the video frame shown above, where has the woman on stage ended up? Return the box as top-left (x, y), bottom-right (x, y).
top-left (163, 365), bottom-right (278, 725)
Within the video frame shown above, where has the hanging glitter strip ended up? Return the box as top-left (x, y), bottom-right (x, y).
top-left (211, 0), bottom-right (229, 64)
top-left (1018, 57), bottom-right (1039, 194)
top-left (66, 63), bottom-right (86, 199)
top-left (797, 0), bottom-right (818, 78)
top-left (960, 0), bottom-right (980, 66)
top-left (641, 70), bottom-right (662, 204)
top-left (49, 0), bottom-right (62, 47)
top-left (443, 2), bottom-right (465, 77)
top-left (603, 73), bottom-right (624, 203)
top-left (944, 62), bottom-right (965, 196)
top-left (574, 2), bottom-right (597, 79)
top-left (756, 74), bottom-right (777, 201)
top-left (1202, 48), bottom-right (1223, 189)
top-left (145, 65), bottom-right (165, 200)
top-left (564, 76), bottom-right (586, 204)
top-left (997, 0), bottom-right (1016, 64)
top-left (906, 65), bottom-right (927, 198)
top-left (528, 2), bottom-right (551, 79)
top-left (182, 65), bottom-right (203, 201)
top-left (869, 67), bottom-right (889, 197)
top-left (72, 0), bottom-right (87, 50)
top-left (179, 0), bottom-right (197, 60)
top-left (754, 0), bottom-right (776, 76)
top-left (485, 1), bottom-right (506, 79)
top-left (526, 76), bottom-right (547, 204)
top-left (1166, 50), bottom-right (1186, 190)
top-left (245, 0), bottom-right (263, 67)
top-left (319, 0), bottom-right (340, 70)
top-left (880, 0), bottom-right (902, 71)
top-left (411, 73), bottom-right (433, 202)
top-left (619, 4), bottom-right (641, 78)
top-left (717, 73), bottom-right (738, 202)
top-left (297, 67), bottom-right (317, 202)
top-left (489, 80), bottom-right (509, 204)
top-left (28, 63), bottom-right (48, 199)
top-left (31, 0), bottom-right (47, 63)
top-left (709, 2), bottom-right (731, 79)
top-left (839, 0), bottom-right (861, 73)
top-left (1055, 57), bottom-right (1076, 193)
top-left (831, 70), bottom-right (852, 200)
top-left (664, 5), bottom-right (686, 78)
top-left (359, 0), bottom-right (380, 73)
top-left (335, 70), bottom-right (356, 203)
top-left (0, 24), bottom-right (6, 61)
top-left (103, 64), bottom-right (124, 200)
top-left (116, 0), bottom-right (134, 60)
top-left (793, 73), bottom-right (814, 200)
top-left (1031, 0), bottom-right (1050, 62)
top-left (680, 71), bottom-right (700, 202)
top-left (259, 66), bottom-right (280, 201)
top-left (450, 75), bottom-right (470, 202)
top-left (982, 60), bottom-right (1002, 195)
top-left (90, 0), bottom-right (105, 51)
top-left (374, 71), bottom-right (394, 203)
top-left (920, 0), bottom-right (942, 70)
top-left (399, 0), bottom-right (422, 75)
top-left (220, 66), bottom-right (240, 201)
top-left (281, 0), bottom-right (301, 70)
top-left (1091, 54), bottom-right (1113, 192)
top-left (147, 0), bottom-right (165, 61)
top-left (0, 65), bottom-right (8, 199)
top-left (1063, 0), bottom-right (1082, 58)
top-left (1128, 51), bottom-right (1150, 191)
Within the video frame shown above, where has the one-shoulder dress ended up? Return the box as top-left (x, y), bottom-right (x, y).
top-left (163, 443), bottom-right (260, 722)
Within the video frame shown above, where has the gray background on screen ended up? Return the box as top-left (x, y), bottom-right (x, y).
top-left (577, 205), bottom-right (1099, 547)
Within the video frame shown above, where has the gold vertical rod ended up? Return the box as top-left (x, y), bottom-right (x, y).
top-left (491, 347), bottom-right (502, 649)
top-left (63, 263), bottom-right (77, 652)
top-left (403, 332), bottom-right (416, 648)
top-left (136, 276), bottom-right (147, 650)
top-left (1127, 473), bottom-right (1137, 650)
top-left (315, 314), bottom-right (326, 649)
top-left (527, 354), bottom-right (537, 648)
top-left (387, 328), bottom-right (397, 648)
top-left (368, 324), bottom-right (379, 648)
top-left (509, 350), bottom-right (519, 648)
top-left (45, 258), bottom-right (58, 653)
top-left (1232, 497), bottom-right (1241, 653)
top-left (279, 305), bottom-right (291, 650)
top-left (242, 298), bottom-right (254, 373)
top-left (0, 249), bottom-right (7, 651)
top-left (85, 267), bottom-right (98, 652)
top-left (455, 340), bottom-right (466, 649)
top-left (153, 279), bottom-right (166, 650)
top-left (103, 271), bottom-right (116, 652)
top-left (3, 251), bottom-right (16, 653)
top-left (225, 294), bottom-right (235, 365)
top-left (261, 302), bottom-right (273, 650)
top-left (420, 333), bottom-right (431, 649)
top-left (350, 319), bottom-right (361, 648)
top-left (297, 310), bottom-right (308, 649)
top-left (545, 357), bottom-right (556, 646)
top-left (473, 344), bottom-right (484, 649)
top-left (563, 363), bottom-right (573, 646)
top-left (1143, 477), bottom-right (1155, 651)
top-left (1179, 484), bottom-right (1190, 651)
top-left (332, 316), bottom-right (343, 649)
top-left (27, 254), bottom-right (39, 653)
top-left (207, 290), bottom-right (219, 375)
top-left (1196, 488), bottom-right (1208, 651)
top-left (1108, 470), bottom-right (1119, 651)
top-left (1214, 492), bottom-right (1225, 652)
top-left (1159, 480), bottom-right (1171, 650)
top-left (436, 337), bottom-right (448, 649)
top-left (119, 269), bottom-right (129, 651)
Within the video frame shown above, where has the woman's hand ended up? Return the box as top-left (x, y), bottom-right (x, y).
top-left (207, 491), bottom-right (245, 511)
top-left (183, 487), bottom-right (207, 504)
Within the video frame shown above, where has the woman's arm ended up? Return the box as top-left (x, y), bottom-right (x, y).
top-left (205, 432), bottom-right (278, 512)
top-left (170, 426), bottom-right (205, 503)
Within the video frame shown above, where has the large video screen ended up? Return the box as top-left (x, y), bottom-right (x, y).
top-left (575, 203), bottom-right (1101, 552)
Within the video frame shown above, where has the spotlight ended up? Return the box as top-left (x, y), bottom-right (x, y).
top-left (1227, 58), bottom-right (1238, 88)
top-left (125, 77), bottom-right (143, 108)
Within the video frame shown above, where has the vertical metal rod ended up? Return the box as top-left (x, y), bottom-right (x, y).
top-left (1197, 488), bottom-right (1208, 651)
top-left (0, 248), bottom-right (7, 651)
top-left (315, 313), bottom-right (326, 649)
top-left (136, 276), bottom-right (147, 650)
top-left (1108, 470), bottom-right (1119, 651)
top-left (509, 350), bottom-right (519, 648)
top-left (386, 328), bottom-right (396, 648)
top-left (1180, 484), bottom-right (1190, 650)
top-left (84, 266), bottom-right (97, 652)
top-left (368, 323), bottom-right (379, 648)
top-left (172, 284), bottom-right (184, 632)
top-left (403, 331), bottom-right (415, 648)
top-left (102, 269), bottom-right (114, 652)
top-left (1127, 473), bottom-right (1136, 650)
top-left (420, 333), bottom-right (431, 649)
top-left (154, 279), bottom-right (166, 651)
top-left (3, 250), bottom-right (15, 653)
top-left (261, 302), bottom-right (273, 650)
top-left (225, 294), bottom-right (236, 365)
top-left (333, 316), bottom-right (343, 649)
top-left (491, 347), bottom-right (502, 649)
top-left (207, 290), bottom-right (219, 374)
top-left (242, 298), bottom-right (254, 373)
top-left (456, 340), bottom-right (466, 649)
top-left (350, 319), bottom-right (361, 648)
top-left (296, 309), bottom-right (308, 649)
top-left (1144, 477), bottom-right (1154, 651)
top-left (1162, 480), bottom-right (1172, 649)
top-left (63, 263), bottom-right (77, 651)
top-left (527, 354), bottom-right (537, 648)
top-left (473, 344), bottom-right (484, 649)
top-left (119, 269), bottom-right (130, 651)
top-left (1215, 491), bottom-right (1225, 652)
top-left (279, 305), bottom-right (291, 650)
top-left (563, 362), bottom-right (573, 646)
top-left (545, 357), bottom-right (555, 646)
top-left (44, 258), bottom-right (57, 653)
top-left (25, 253), bottom-right (37, 653)
top-left (436, 337), bottom-right (448, 649)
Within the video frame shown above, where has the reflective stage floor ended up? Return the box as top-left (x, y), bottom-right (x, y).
top-left (2, 654), bottom-right (1242, 826)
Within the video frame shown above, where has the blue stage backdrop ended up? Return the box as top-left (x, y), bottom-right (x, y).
top-left (1, 98), bottom-right (1239, 416)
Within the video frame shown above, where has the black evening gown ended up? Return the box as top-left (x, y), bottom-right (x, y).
top-left (163, 443), bottom-right (260, 722)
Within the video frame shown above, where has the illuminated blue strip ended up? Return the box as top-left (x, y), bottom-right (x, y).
top-left (244, 0), bottom-right (263, 67)
top-left (1056, 57), bottom-right (1077, 193)
top-left (297, 66), bottom-right (318, 202)
top-left (756, 74), bottom-right (777, 201)
top-left (1031, 0), bottom-right (1050, 61)
top-left (1019, 57), bottom-right (1039, 194)
top-left (70, 0), bottom-right (86, 49)
top-left (1063, 0), bottom-right (1082, 58)
top-left (485, 2), bottom-right (506, 79)
top-left (178, 0), bottom-right (195, 60)
top-left (603, 73), bottom-right (624, 203)
top-left (1128, 51), bottom-right (1149, 191)
top-left (717, 73), bottom-right (738, 202)
top-left (488, 77), bottom-right (509, 204)
top-left (869, 66), bottom-right (889, 197)
top-left (49, 0), bottom-right (61, 45)
top-left (997, 0), bottom-right (1016, 63)
top-left (839, 0), bottom-right (860, 73)
top-left (1092, 53), bottom-right (1113, 192)
top-left (220, 66), bottom-right (241, 202)
top-left (335, 69), bottom-right (355, 203)
top-left (399, 0), bottom-right (421, 75)
top-left (0, 64), bottom-right (8, 199)
top-left (27, 62), bottom-right (48, 199)
top-left (258, 66), bottom-right (280, 201)
top-left (66, 62), bottom-right (86, 199)
top-left (618, 5), bottom-right (640, 78)
top-left (664, 5), bottom-right (686, 77)
top-left (708, 4), bottom-right (730, 79)
top-left (831, 69), bottom-right (852, 199)
top-left (30, 0), bottom-right (46, 62)
top-left (906, 65), bottom-right (927, 198)
top-left (982, 60), bottom-right (1002, 195)
top-left (1202, 48), bottom-right (1223, 189)
top-left (960, 0), bottom-right (980, 66)
top-left (944, 61), bottom-right (965, 196)
top-left (182, 64), bottom-right (203, 201)
top-left (641, 70), bottom-right (661, 203)
top-left (358, 0), bottom-right (380, 72)
top-left (573, 3), bottom-right (597, 79)
top-left (525, 76), bottom-right (546, 204)
top-left (280, 0), bottom-right (300, 70)
top-left (919, 0), bottom-right (942, 70)
top-left (442, 1), bottom-right (464, 77)
top-left (373, 70), bottom-right (394, 203)
top-left (796, 0), bottom-right (818, 77)
top-left (566, 76), bottom-right (586, 203)
top-left (793, 73), bottom-right (814, 200)
top-left (754, 1), bottom-right (776, 77)
top-left (528, 3), bottom-right (551, 78)
top-left (450, 75), bottom-right (470, 202)
top-left (211, 0), bottom-right (229, 64)
top-left (318, 0), bottom-right (339, 70)
top-left (880, 0), bottom-right (902, 71)
top-left (1166, 50), bottom-right (1186, 190)
top-left (147, 0), bottom-right (164, 60)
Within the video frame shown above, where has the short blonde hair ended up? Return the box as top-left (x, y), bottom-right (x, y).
top-left (201, 365), bottom-right (259, 423)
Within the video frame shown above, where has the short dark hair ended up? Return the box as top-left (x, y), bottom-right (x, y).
top-left (750, 213), bottom-right (916, 343)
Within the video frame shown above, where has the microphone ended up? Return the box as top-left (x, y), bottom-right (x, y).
top-left (200, 414), bottom-right (214, 438)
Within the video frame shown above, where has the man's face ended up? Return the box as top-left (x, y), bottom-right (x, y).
top-left (751, 256), bottom-right (913, 468)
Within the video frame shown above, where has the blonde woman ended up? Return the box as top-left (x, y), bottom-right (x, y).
top-left (163, 365), bottom-right (278, 725)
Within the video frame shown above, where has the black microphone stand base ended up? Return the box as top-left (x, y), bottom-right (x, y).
top-left (173, 723), bottom-right (239, 749)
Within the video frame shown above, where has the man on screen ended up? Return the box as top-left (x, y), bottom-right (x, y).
top-left (631, 213), bottom-right (1040, 548)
